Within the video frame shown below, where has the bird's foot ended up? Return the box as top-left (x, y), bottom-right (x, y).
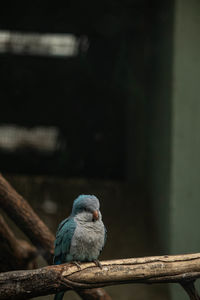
top-left (93, 259), bottom-right (103, 269)
top-left (72, 261), bottom-right (81, 270)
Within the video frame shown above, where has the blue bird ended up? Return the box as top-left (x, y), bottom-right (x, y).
top-left (54, 195), bottom-right (107, 300)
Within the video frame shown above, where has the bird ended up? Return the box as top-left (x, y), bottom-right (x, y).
top-left (54, 194), bottom-right (107, 300)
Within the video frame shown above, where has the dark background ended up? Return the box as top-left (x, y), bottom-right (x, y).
top-left (0, 0), bottom-right (151, 181)
top-left (0, 2), bottom-right (172, 299)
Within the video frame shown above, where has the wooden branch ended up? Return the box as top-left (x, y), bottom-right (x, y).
top-left (1, 254), bottom-right (200, 299)
top-left (0, 174), bottom-right (54, 264)
top-left (0, 174), bottom-right (111, 300)
top-left (78, 289), bottom-right (112, 300)
top-left (181, 281), bottom-right (200, 300)
top-left (0, 214), bottom-right (37, 272)
top-left (0, 174), bottom-right (199, 300)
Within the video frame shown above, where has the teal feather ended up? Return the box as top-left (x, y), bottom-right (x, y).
top-left (54, 291), bottom-right (64, 300)
top-left (54, 217), bottom-right (76, 299)
top-left (53, 195), bottom-right (106, 300)
top-left (54, 217), bottom-right (76, 264)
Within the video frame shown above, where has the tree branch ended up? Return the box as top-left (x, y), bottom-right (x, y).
top-left (77, 289), bottom-right (112, 300)
top-left (0, 174), bottom-right (54, 264)
top-left (0, 174), bottom-right (111, 300)
top-left (1, 254), bottom-right (200, 299)
top-left (181, 281), bottom-right (200, 300)
top-left (0, 214), bottom-right (37, 272)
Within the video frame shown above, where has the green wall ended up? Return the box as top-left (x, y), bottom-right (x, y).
top-left (170, 0), bottom-right (200, 298)
top-left (171, 0), bottom-right (200, 254)
top-left (147, 1), bottom-right (174, 253)
top-left (148, 0), bottom-right (200, 299)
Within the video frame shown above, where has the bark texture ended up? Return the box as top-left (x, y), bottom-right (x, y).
top-left (1, 254), bottom-right (200, 299)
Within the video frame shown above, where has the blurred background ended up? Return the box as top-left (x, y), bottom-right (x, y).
top-left (0, 1), bottom-right (200, 299)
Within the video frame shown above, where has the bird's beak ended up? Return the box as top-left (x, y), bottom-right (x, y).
top-left (93, 210), bottom-right (99, 221)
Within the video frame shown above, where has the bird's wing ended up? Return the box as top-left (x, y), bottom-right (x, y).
top-left (54, 217), bottom-right (76, 265)
top-left (99, 225), bottom-right (107, 256)
top-left (103, 225), bottom-right (107, 247)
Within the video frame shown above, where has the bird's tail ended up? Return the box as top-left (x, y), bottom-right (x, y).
top-left (54, 291), bottom-right (65, 300)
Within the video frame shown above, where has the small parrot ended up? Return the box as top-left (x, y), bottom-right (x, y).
top-left (54, 194), bottom-right (107, 300)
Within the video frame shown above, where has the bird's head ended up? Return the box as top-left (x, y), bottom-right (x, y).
top-left (71, 195), bottom-right (101, 222)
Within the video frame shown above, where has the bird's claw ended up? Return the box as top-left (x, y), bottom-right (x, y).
top-left (94, 259), bottom-right (103, 269)
top-left (72, 261), bottom-right (81, 270)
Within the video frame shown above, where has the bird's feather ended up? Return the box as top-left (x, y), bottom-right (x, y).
top-left (53, 195), bottom-right (106, 300)
top-left (54, 291), bottom-right (64, 300)
top-left (54, 217), bottom-right (76, 264)
top-left (103, 226), bottom-right (107, 248)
